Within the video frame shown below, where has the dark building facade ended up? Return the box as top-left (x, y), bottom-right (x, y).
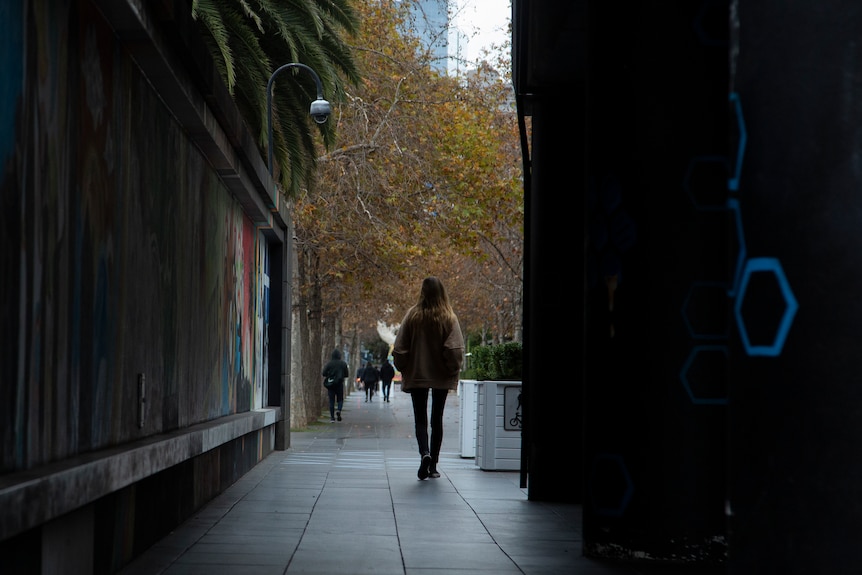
top-left (516, 0), bottom-right (862, 572)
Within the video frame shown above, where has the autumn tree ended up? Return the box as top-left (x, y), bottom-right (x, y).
top-left (291, 0), bottom-right (447, 423)
top-left (284, 0), bottom-right (523, 427)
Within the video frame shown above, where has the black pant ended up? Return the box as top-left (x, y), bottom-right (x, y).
top-left (410, 388), bottom-right (448, 464)
top-left (327, 383), bottom-right (344, 418)
top-left (381, 380), bottom-right (392, 399)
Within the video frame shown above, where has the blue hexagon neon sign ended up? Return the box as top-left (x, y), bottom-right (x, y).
top-left (734, 257), bottom-right (798, 357)
top-left (727, 198), bottom-right (747, 298)
top-left (729, 92), bottom-right (746, 192)
top-left (589, 453), bottom-right (634, 517)
top-left (681, 345), bottom-right (729, 405)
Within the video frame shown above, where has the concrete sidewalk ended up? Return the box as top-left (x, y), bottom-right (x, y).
top-left (117, 384), bottom-right (709, 574)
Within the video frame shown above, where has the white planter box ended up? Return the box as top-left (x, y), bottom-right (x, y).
top-left (459, 380), bottom-right (479, 458)
top-left (475, 381), bottom-right (522, 471)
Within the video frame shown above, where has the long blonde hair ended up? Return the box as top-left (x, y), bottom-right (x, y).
top-left (405, 276), bottom-right (456, 336)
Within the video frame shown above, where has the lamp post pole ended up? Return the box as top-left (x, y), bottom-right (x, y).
top-left (265, 63), bottom-right (330, 451)
top-left (266, 62), bottom-right (331, 177)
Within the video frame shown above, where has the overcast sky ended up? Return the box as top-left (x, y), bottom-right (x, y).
top-left (453, 0), bottom-right (510, 63)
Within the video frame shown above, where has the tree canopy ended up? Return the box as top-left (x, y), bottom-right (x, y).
top-left (295, 0), bottom-right (523, 342)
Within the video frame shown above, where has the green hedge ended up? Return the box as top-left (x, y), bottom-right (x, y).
top-left (463, 341), bottom-right (522, 381)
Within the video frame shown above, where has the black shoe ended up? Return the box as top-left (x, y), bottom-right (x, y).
top-left (418, 454), bottom-right (432, 480)
top-left (429, 467), bottom-right (441, 479)
top-left (336, 411), bottom-right (342, 421)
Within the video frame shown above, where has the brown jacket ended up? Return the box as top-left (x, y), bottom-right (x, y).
top-left (392, 310), bottom-right (464, 391)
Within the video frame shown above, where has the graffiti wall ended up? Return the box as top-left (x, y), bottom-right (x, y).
top-left (1, 0), bottom-right (268, 472)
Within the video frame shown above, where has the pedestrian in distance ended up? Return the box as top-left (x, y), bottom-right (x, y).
top-left (322, 349), bottom-right (349, 422)
top-left (392, 276), bottom-right (465, 480)
top-left (361, 361), bottom-right (380, 402)
top-left (380, 359), bottom-right (395, 402)
top-left (355, 365), bottom-right (364, 391)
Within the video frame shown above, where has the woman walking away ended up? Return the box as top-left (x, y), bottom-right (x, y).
top-left (393, 276), bottom-right (465, 480)
top-left (322, 349), bottom-right (349, 422)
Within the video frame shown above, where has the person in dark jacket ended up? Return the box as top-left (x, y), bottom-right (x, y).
top-left (379, 359), bottom-right (395, 402)
top-left (354, 365), bottom-right (363, 391)
top-left (361, 362), bottom-right (379, 402)
top-left (393, 276), bottom-right (465, 480)
top-left (322, 349), bottom-right (349, 422)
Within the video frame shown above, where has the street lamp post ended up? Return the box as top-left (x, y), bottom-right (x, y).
top-left (265, 63), bottom-right (330, 451)
top-left (266, 62), bottom-right (332, 176)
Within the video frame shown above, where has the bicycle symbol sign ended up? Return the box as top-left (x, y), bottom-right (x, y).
top-left (504, 385), bottom-right (522, 431)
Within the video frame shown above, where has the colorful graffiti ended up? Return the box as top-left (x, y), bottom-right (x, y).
top-left (1, 0), bottom-right (271, 472)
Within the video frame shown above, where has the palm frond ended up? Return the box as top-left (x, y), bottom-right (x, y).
top-left (192, 0), bottom-right (237, 91)
top-left (191, 0), bottom-right (361, 196)
top-left (238, 0), bottom-right (265, 33)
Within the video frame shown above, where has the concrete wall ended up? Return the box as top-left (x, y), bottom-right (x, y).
top-left (1, 0), bottom-right (289, 571)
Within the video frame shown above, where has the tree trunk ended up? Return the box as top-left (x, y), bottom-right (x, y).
top-left (303, 248), bottom-right (324, 421)
top-left (334, 312), bottom-right (355, 398)
top-left (348, 326), bottom-right (360, 395)
top-left (290, 240), bottom-right (307, 428)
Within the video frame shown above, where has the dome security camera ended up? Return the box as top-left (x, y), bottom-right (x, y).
top-left (310, 98), bottom-right (331, 124)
